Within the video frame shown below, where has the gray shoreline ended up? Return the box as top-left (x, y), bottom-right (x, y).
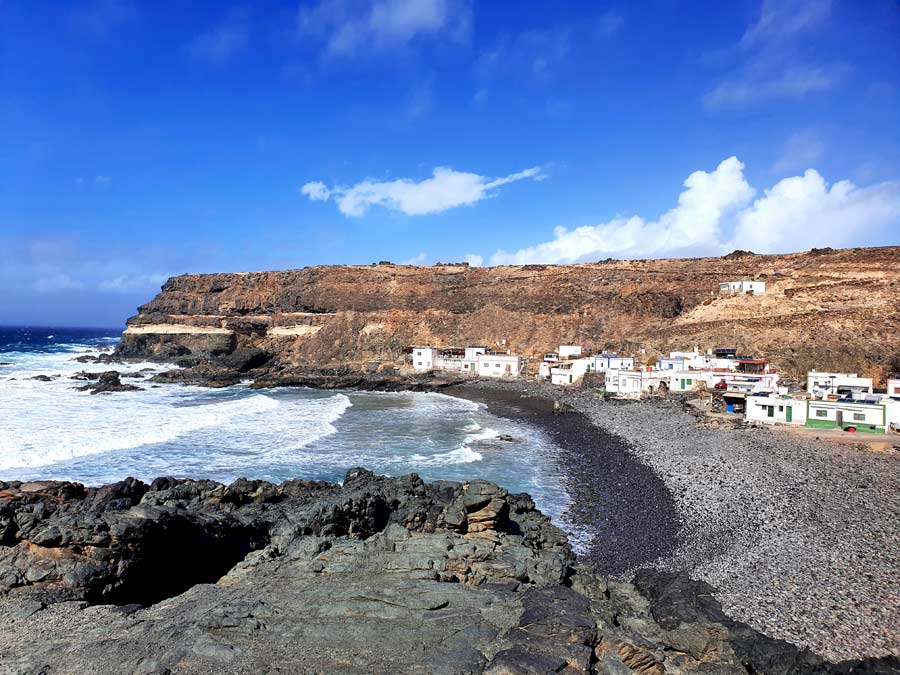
top-left (450, 380), bottom-right (900, 662)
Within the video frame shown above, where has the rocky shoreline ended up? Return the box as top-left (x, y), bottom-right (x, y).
top-left (446, 380), bottom-right (900, 663)
top-left (2, 469), bottom-right (898, 674)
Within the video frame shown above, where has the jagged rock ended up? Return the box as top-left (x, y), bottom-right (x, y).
top-left (0, 471), bottom-right (896, 674)
top-left (75, 371), bottom-right (142, 394)
top-left (150, 362), bottom-right (242, 388)
top-left (29, 375), bottom-right (54, 382)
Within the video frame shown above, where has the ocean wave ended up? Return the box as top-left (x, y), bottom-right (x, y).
top-left (409, 445), bottom-right (483, 466)
top-left (0, 393), bottom-right (285, 471)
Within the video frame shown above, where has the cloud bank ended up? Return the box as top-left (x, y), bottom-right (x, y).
top-left (301, 165), bottom-right (544, 216)
top-left (487, 157), bottom-right (900, 265)
top-left (298, 0), bottom-right (471, 59)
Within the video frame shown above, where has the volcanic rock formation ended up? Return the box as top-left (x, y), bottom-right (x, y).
top-left (1, 470), bottom-right (896, 674)
top-left (115, 247), bottom-right (900, 385)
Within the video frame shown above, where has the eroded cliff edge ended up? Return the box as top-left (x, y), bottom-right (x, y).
top-left (115, 246), bottom-right (900, 383)
top-left (1, 470), bottom-right (896, 674)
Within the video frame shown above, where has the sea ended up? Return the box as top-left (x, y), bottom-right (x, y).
top-left (0, 326), bottom-right (574, 532)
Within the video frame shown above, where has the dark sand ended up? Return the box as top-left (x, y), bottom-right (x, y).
top-left (449, 383), bottom-right (681, 576)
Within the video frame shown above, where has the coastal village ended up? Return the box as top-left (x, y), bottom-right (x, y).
top-left (409, 279), bottom-right (900, 438)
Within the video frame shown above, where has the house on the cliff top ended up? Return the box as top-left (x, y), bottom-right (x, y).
top-left (719, 280), bottom-right (766, 295)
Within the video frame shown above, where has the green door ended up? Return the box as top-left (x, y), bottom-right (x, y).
top-left (786, 406), bottom-right (792, 423)
top-left (767, 406), bottom-right (774, 418)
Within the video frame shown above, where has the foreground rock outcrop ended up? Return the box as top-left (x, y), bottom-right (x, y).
top-left (115, 247), bottom-right (900, 384)
top-left (0, 470), bottom-right (896, 674)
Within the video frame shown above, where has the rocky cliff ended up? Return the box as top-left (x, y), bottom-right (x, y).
top-left (116, 246), bottom-right (900, 383)
top-left (2, 470), bottom-right (896, 674)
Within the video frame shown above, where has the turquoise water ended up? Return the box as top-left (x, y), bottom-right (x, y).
top-left (0, 327), bottom-right (572, 528)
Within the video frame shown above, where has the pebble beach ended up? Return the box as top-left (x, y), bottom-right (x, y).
top-left (450, 380), bottom-right (900, 662)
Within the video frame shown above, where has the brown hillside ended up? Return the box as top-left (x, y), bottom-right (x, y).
top-left (117, 246), bottom-right (900, 384)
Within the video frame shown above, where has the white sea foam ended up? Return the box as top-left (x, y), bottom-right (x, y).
top-left (409, 446), bottom-right (483, 466)
top-left (0, 347), bottom-right (353, 472)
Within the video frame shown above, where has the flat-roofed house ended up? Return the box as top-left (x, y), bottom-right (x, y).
top-left (412, 347), bottom-right (437, 371)
top-left (746, 394), bottom-right (808, 425)
top-left (606, 369), bottom-right (669, 397)
top-left (594, 354), bottom-right (635, 371)
top-left (476, 353), bottom-right (526, 379)
top-left (806, 399), bottom-right (888, 434)
top-left (807, 371), bottom-right (873, 399)
top-left (719, 280), bottom-right (766, 295)
top-left (558, 345), bottom-right (583, 359)
top-left (885, 375), bottom-right (900, 399)
top-left (550, 357), bottom-right (594, 386)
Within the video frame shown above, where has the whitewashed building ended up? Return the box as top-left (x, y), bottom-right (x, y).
top-left (807, 371), bottom-right (873, 399)
top-left (806, 399), bottom-right (888, 434)
top-left (594, 354), bottom-right (635, 371)
top-left (550, 357), bottom-right (595, 386)
top-left (719, 280), bottom-right (766, 295)
top-left (477, 353), bottom-right (526, 379)
top-left (888, 376), bottom-right (900, 399)
top-left (412, 347), bottom-right (437, 371)
top-left (658, 356), bottom-right (687, 371)
top-left (559, 345), bottom-right (583, 359)
top-left (606, 369), bottom-right (669, 397)
top-left (746, 394), bottom-right (808, 426)
top-left (669, 369), bottom-right (779, 393)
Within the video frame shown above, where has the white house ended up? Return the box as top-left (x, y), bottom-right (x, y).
top-left (559, 345), bottom-right (583, 359)
top-left (719, 280), bottom-right (766, 295)
top-left (594, 354), bottom-right (635, 371)
top-left (806, 399), bottom-right (888, 434)
top-left (606, 369), bottom-right (669, 397)
top-left (476, 353), bottom-right (525, 379)
top-left (412, 347), bottom-right (437, 371)
top-left (884, 376), bottom-right (900, 399)
top-left (465, 346), bottom-right (487, 361)
top-left (745, 394), bottom-right (808, 426)
top-left (658, 356), bottom-right (687, 371)
top-left (550, 357), bottom-right (594, 386)
top-left (670, 349), bottom-right (706, 369)
top-left (807, 371), bottom-right (873, 399)
top-left (670, 369), bottom-right (779, 393)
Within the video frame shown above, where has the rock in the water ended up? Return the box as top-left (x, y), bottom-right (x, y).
top-left (76, 371), bottom-right (142, 394)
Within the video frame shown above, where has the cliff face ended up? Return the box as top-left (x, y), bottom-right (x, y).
top-left (117, 246), bottom-right (900, 382)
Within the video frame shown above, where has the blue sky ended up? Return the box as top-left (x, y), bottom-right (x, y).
top-left (2, 0), bottom-right (899, 327)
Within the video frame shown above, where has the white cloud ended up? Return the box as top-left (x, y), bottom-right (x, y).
top-left (704, 0), bottom-right (844, 109)
top-left (298, 0), bottom-right (471, 59)
top-left (729, 171), bottom-right (900, 253)
top-left (491, 157), bottom-right (753, 265)
top-left (463, 254), bottom-right (483, 267)
top-left (774, 130), bottom-right (826, 173)
top-left (302, 165), bottom-right (545, 217)
top-left (476, 27), bottom-right (571, 84)
top-left (482, 157), bottom-right (900, 265)
top-left (402, 252), bottom-right (428, 265)
top-left (740, 0), bottom-right (831, 48)
top-left (98, 273), bottom-right (169, 293)
top-left (187, 11), bottom-right (250, 65)
top-left (705, 65), bottom-right (846, 108)
top-left (301, 181), bottom-right (331, 201)
top-left (33, 274), bottom-right (84, 293)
